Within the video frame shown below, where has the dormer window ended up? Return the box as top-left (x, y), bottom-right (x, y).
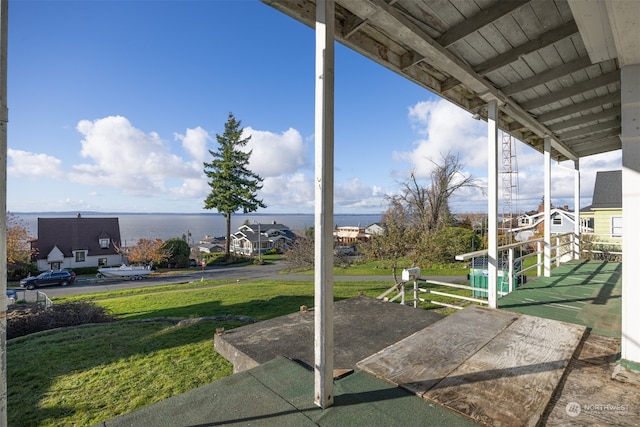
top-left (100, 238), bottom-right (110, 249)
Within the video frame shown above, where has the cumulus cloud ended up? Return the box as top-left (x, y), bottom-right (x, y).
top-left (8, 149), bottom-right (64, 180)
top-left (259, 173), bottom-right (315, 211)
top-left (242, 127), bottom-right (307, 177)
top-left (174, 126), bottom-right (211, 164)
top-left (71, 116), bottom-right (200, 195)
top-left (394, 99), bottom-right (486, 178)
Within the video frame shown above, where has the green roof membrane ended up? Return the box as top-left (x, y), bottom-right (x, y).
top-left (500, 260), bottom-right (621, 337)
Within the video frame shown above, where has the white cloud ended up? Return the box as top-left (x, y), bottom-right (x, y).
top-left (242, 127), bottom-right (307, 177)
top-left (8, 149), bottom-right (64, 180)
top-left (174, 126), bottom-right (211, 164)
top-left (259, 173), bottom-right (315, 211)
top-left (71, 116), bottom-right (200, 195)
top-left (394, 99), bottom-right (487, 178)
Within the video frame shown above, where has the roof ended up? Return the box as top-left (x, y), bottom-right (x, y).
top-left (36, 216), bottom-right (122, 259)
top-left (591, 170), bottom-right (622, 209)
top-left (263, 0), bottom-right (639, 162)
top-left (234, 223), bottom-right (295, 243)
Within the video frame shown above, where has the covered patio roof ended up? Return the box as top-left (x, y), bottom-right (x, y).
top-left (262, 0), bottom-right (640, 410)
top-left (263, 0), bottom-right (638, 161)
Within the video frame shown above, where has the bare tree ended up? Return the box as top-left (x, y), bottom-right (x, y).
top-left (399, 152), bottom-right (479, 233)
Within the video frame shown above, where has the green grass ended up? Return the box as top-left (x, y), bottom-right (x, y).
top-left (7, 279), bottom-right (391, 426)
top-left (8, 320), bottom-right (239, 427)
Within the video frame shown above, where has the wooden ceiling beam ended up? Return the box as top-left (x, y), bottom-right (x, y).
top-left (520, 71), bottom-right (619, 111)
top-left (501, 56), bottom-right (592, 96)
top-left (537, 92), bottom-right (619, 123)
top-left (546, 107), bottom-right (620, 132)
top-left (558, 121), bottom-right (620, 140)
top-left (474, 21), bottom-right (579, 76)
top-left (436, 0), bottom-right (529, 48)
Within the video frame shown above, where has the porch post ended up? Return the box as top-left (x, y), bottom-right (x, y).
top-left (620, 63), bottom-right (640, 372)
top-left (314, 0), bottom-right (335, 408)
top-left (574, 159), bottom-right (580, 259)
top-left (543, 136), bottom-right (551, 277)
top-left (0, 0), bottom-right (7, 424)
top-left (487, 100), bottom-right (498, 309)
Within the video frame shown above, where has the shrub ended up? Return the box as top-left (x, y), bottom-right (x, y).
top-left (7, 301), bottom-right (115, 340)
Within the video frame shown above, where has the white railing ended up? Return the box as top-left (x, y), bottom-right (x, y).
top-left (379, 278), bottom-right (488, 310)
top-left (36, 291), bottom-right (53, 308)
top-left (377, 232), bottom-right (580, 309)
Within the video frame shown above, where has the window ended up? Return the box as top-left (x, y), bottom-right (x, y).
top-left (552, 216), bottom-right (562, 226)
top-left (98, 258), bottom-right (108, 267)
top-left (100, 238), bottom-right (110, 249)
top-left (75, 251), bottom-right (86, 262)
top-left (611, 216), bottom-right (622, 237)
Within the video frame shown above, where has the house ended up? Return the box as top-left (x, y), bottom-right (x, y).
top-left (230, 222), bottom-right (295, 256)
top-left (33, 214), bottom-right (123, 271)
top-left (365, 223), bottom-right (384, 236)
top-left (580, 170), bottom-right (622, 243)
top-left (196, 235), bottom-right (226, 254)
top-left (513, 205), bottom-right (577, 242)
top-left (332, 226), bottom-right (369, 244)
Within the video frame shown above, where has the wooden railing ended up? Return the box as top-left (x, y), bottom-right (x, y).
top-left (377, 232), bottom-right (582, 309)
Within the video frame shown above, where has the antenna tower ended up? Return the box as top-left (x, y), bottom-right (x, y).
top-left (501, 132), bottom-right (519, 244)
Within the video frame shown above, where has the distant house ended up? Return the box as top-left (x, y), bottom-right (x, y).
top-left (512, 205), bottom-right (577, 242)
top-left (33, 214), bottom-right (123, 271)
top-left (333, 226), bottom-right (369, 244)
top-left (230, 223), bottom-right (295, 256)
top-left (365, 223), bottom-right (384, 236)
top-left (196, 236), bottom-right (226, 254)
top-left (580, 170), bottom-right (622, 243)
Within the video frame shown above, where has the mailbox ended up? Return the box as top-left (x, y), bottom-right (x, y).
top-left (402, 267), bottom-right (420, 281)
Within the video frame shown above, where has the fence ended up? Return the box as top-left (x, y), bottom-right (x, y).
top-left (35, 291), bottom-right (53, 308)
top-left (377, 232), bottom-right (579, 309)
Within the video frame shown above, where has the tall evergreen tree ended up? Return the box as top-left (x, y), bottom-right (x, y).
top-left (203, 113), bottom-right (266, 257)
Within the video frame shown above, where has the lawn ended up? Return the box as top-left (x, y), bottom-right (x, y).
top-left (7, 264), bottom-right (489, 426)
top-left (7, 279), bottom-right (391, 426)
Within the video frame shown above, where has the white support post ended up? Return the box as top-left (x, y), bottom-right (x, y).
top-left (313, 0), bottom-right (335, 409)
top-left (574, 159), bottom-right (581, 259)
top-left (621, 63), bottom-right (640, 372)
top-left (543, 136), bottom-right (552, 277)
top-left (487, 100), bottom-right (499, 309)
top-left (413, 280), bottom-right (418, 308)
top-left (508, 248), bottom-right (514, 293)
top-left (0, 1), bottom-right (7, 424)
top-left (537, 241), bottom-right (542, 277)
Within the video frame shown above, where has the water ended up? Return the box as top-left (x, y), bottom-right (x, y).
top-left (15, 212), bottom-right (382, 245)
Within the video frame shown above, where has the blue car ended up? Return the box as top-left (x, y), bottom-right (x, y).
top-left (20, 270), bottom-right (76, 290)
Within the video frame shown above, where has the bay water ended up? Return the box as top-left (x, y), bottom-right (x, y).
top-left (16, 212), bottom-right (382, 245)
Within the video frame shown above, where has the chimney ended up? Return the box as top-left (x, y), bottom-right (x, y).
top-left (563, 205), bottom-right (569, 211)
top-left (538, 204), bottom-right (544, 213)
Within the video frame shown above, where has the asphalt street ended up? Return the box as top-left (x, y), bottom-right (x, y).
top-left (12, 261), bottom-right (464, 301)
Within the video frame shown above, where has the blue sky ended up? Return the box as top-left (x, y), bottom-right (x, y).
top-left (7, 0), bottom-right (621, 214)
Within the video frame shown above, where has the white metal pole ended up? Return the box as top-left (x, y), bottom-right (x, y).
top-left (314, 0), bottom-right (335, 409)
top-left (574, 159), bottom-right (580, 259)
top-left (621, 63), bottom-right (640, 372)
top-left (487, 100), bottom-right (499, 309)
top-left (0, 1), bottom-right (8, 423)
top-left (543, 136), bottom-right (551, 277)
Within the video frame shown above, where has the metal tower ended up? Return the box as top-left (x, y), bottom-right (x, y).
top-left (500, 132), bottom-right (518, 244)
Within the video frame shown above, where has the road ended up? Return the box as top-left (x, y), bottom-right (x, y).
top-left (14, 261), bottom-right (463, 301)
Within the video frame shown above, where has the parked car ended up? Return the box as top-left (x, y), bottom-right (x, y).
top-left (20, 270), bottom-right (76, 290)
